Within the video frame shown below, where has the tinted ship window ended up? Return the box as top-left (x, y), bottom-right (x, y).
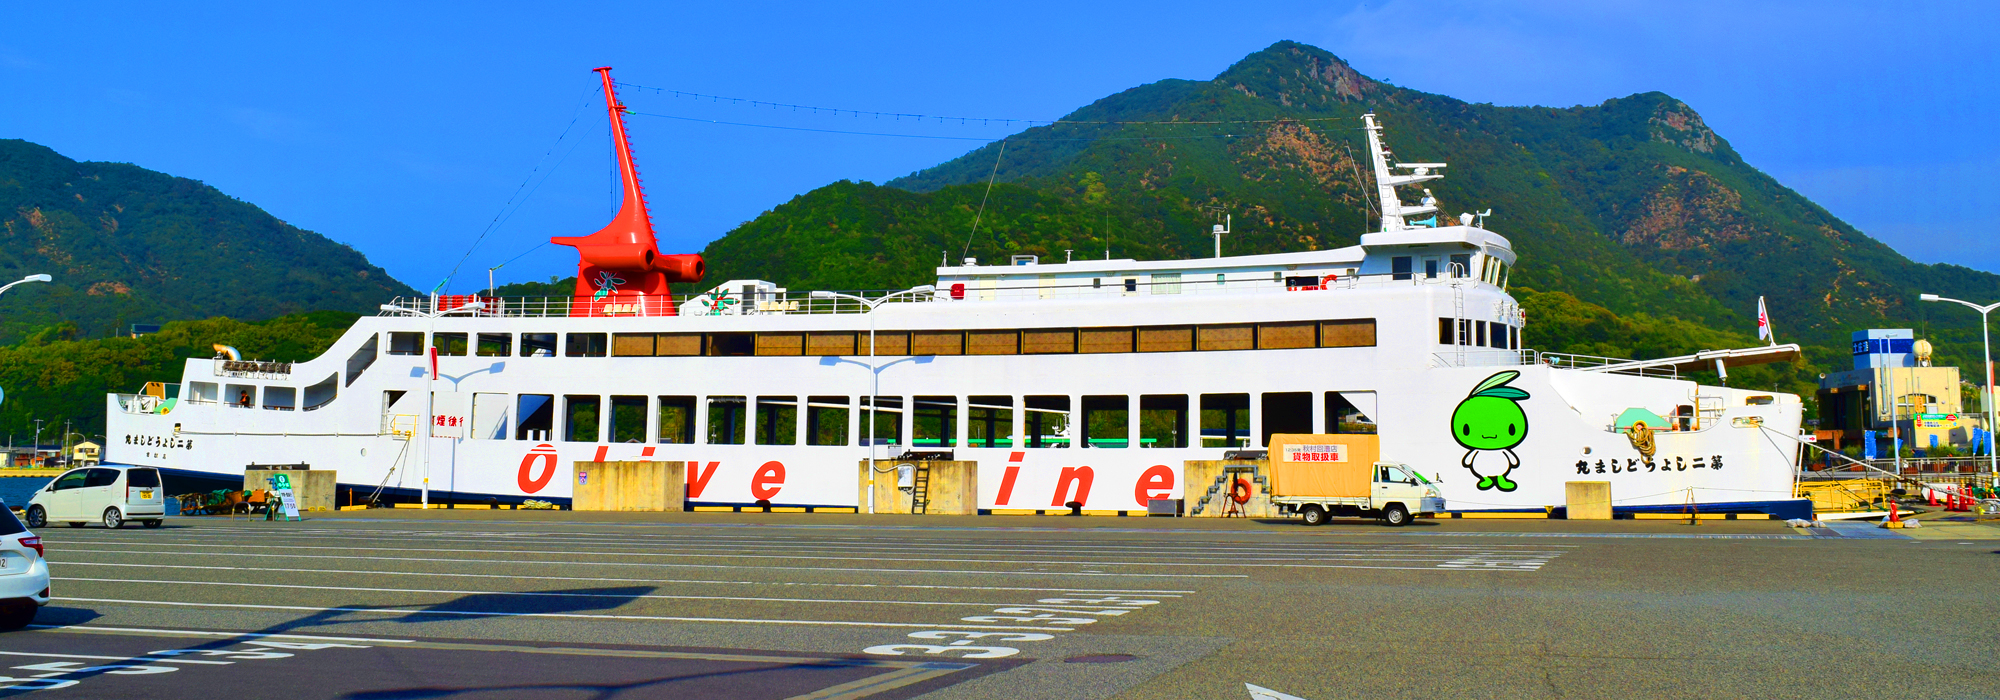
top-left (520, 333), bottom-right (557, 357)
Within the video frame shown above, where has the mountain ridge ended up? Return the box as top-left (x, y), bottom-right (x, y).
top-left (0, 138), bottom-right (414, 342)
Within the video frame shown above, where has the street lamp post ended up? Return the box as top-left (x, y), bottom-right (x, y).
top-left (1920, 293), bottom-right (2000, 481)
top-left (0, 274), bottom-right (52, 299)
top-left (380, 300), bottom-right (487, 508)
top-left (810, 285), bottom-right (935, 514)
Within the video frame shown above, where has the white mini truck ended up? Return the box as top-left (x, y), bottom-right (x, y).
top-left (1265, 435), bottom-right (1443, 526)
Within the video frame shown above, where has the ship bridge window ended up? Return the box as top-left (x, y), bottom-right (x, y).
top-left (807, 396), bottom-right (849, 446)
top-left (1745, 395), bottom-right (1775, 406)
top-left (1450, 254), bottom-right (1471, 278)
top-left (471, 392), bottom-right (509, 440)
top-left (914, 396), bottom-right (957, 448)
top-left (708, 396), bottom-right (746, 445)
top-left (1261, 392), bottom-right (1312, 446)
top-left (657, 396), bottom-right (696, 444)
top-left (346, 335), bottom-right (378, 387)
top-left (388, 332), bottom-right (423, 356)
top-left (862, 397), bottom-right (902, 448)
top-left (1489, 323), bottom-right (1509, 349)
top-left (611, 396), bottom-right (647, 443)
top-left (1082, 395), bottom-right (1129, 448)
top-left (1201, 393), bottom-right (1249, 448)
top-left (612, 333), bottom-right (655, 357)
top-left (707, 333), bottom-right (753, 357)
top-left (968, 396), bottom-right (1013, 448)
top-left (1140, 395), bottom-right (1188, 449)
top-left (1025, 396), bottom-right (1071, 448)
top-left (433, 333), bottom-right (468, 357)
top-left (1423, 256), bottom-right (1441, 279)
top-left (188, 381), bottom-right (219, 405)
top-left (757, 396), bottom-right (798, 446)
top-left (477, 333), bottom-right (512, 357)
top-left (302, 373), bottom-right (337, 411)
top-left (564, 395), bottom-right (600, 442)
top-left (520, 333), bottom-right (556, 357)
top-left (1325, 392), bottom-right (1378, 434)
top-left (516, 394), bottom-right (553, 441)
top-left (263, 386), bottom-right (296, 412)
top-left (566, 333), bottom-right (607, 358)
top-left (1391, 256), bottom-right (1413, 281)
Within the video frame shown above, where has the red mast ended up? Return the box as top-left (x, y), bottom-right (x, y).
top-left (551, 67), bottom-right (704, 316)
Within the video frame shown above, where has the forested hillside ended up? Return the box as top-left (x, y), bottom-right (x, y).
top-left (0, 140), bottom-right (412, 342)
top-left (697, 41), bottom-right (2000, 405)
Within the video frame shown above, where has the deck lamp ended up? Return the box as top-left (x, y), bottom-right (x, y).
top-left (811, 285), bottom-right (937, 513)
top-left (1919, 293), bottom-right (2000, 479)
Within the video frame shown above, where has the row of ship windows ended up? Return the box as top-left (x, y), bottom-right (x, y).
top-left (1443, 317), bottom-right (1521, 350)
top-left (382, 319), bottom-right (1379, 358)
top-left (448, 391), bottom-right (1377, 449)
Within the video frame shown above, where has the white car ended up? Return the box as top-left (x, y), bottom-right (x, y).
top-left (0, 501), bottom-right (48, 630)
top-left (26, 465), bottom-right (166, 529)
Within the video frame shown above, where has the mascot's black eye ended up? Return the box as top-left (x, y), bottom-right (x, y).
top-left (1461, 424), bottom-right (1470, 436)
top-left (1508, 424), bottom-right (1517, 436)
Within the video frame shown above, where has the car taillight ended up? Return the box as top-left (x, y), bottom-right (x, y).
top-left (19, 536), bottom-right (41, 558)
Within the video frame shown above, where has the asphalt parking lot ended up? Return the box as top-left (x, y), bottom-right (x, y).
top-left (8, 511), bottom-right (1998, 699)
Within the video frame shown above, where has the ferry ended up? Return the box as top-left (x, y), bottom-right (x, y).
top-left (105, 68), bottom-right (1812, 518)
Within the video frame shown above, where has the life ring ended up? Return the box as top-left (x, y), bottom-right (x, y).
top-left (1321, 274), bottom-right (1338, 289)
top-left (1229, 478), bottom-right (1253, 504)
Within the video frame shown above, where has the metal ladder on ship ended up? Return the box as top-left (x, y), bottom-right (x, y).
top-left (911, 463), bottom-right (932, 514)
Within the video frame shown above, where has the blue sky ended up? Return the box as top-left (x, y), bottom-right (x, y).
top-left (5, 1), bottom-right (1994, 291)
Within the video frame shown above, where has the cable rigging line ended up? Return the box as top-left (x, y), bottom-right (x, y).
top-left (442, 87), bottom-right (598, 291)
top-left (961, 140), bottom-right (1007, 260)
top-left (627, 111), bottom-right (1252, 142)
top-left (613, 81), bottom-right (1351, 126)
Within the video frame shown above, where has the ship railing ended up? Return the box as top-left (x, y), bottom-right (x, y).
top-left (1534, 351), bottom-right (1679, 379)
top-left (1429, 349), bottom-right (1537, 368)
top-left (380, 290), bottom-right (939, 319)
top-left (378, 270), bottom-right (1505, 320)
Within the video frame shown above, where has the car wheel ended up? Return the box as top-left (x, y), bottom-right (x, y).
top-left (1383, 503), bottom-right (1410, 527)
top-left (1301, 505), bottom-right (1328, 527)
top-left (142, 519), bottom-right (164, 529)
top-left (23, 507), bottom-right (44, 529)
top-left (103, 508), bottom-right (124, 529)
top-left (0, 601), bottom-right (35, 631)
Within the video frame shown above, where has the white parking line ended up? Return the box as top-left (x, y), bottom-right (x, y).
top-left (51, 560), bottom-right (1192, 595)
top-left (52, 576), bottom-right (1076, 609)
top-left (24, 625), bottom-right (413, 643)
top-left (61, 528), bottom-right (1572, 558)
top-left (45, 546), bottom-right (1248, 578)
top-left (59, 597), bottom-right (1078, 632)
top-left (50, 539), bottom-right (1552, 570)
top-left (0, 651), bottom-right (232, 664)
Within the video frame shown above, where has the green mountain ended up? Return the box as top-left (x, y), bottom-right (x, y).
top-left (0, 139), bottom-right (413, 342)
top-left (699, 41), bottom-right (2000, 405)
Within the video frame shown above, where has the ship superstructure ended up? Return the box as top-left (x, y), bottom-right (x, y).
top-left (106, 72), bottom-right (1810, 517)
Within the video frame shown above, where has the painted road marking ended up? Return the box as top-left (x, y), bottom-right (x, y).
top-left (43, 546), bottom-right (1249, 578)
top-left (51, 560), bottom-right (1193, 595)
top-left (26, 625), bottom-right (414, 644)
top-left (62, 528), bottom-right (1574, 558)
top-left (15, 624), bottom-right (992, 699)
top-left (0, 651), bottom-right (233, 664)
top-left (58, 598), bottom-right (1080, 632)
top-left (52, 576), bottom-right (1089, 609)
top-left (50, 540), bottom-right (1555, 571)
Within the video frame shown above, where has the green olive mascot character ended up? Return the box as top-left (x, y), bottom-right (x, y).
top-left (1451, 370), bottom-right (1531, 492)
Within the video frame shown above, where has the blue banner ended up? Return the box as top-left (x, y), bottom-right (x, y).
top-left (1863, 430), bottom-right (1877, 460)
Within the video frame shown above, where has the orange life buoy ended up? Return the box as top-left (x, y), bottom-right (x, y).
top-left (1321, 274), bottom-right (1338, 288)
top-left (1230, 477), bottom-right (1253, 504)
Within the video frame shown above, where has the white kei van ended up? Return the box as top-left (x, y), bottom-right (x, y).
top-left (26, 465), bottom-right (166, 529)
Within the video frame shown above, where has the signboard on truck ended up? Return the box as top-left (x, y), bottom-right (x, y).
top-left (1265, 434), bottom-right (1381, 498)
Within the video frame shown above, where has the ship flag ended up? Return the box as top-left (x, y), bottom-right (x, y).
top-left (1756, 296), bottom-right (1774, 345)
